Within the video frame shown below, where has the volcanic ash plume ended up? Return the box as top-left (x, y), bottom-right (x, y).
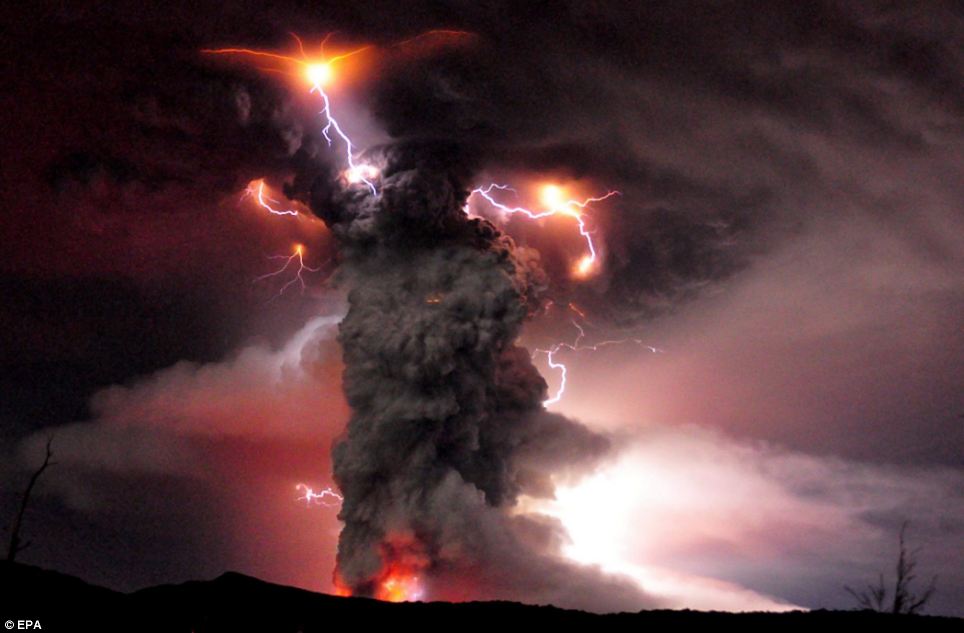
top-left (305, 142), bottom-right (653, 611)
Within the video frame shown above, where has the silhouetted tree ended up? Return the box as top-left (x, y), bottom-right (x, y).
top-left (6, 436), bottom-right (56, 562)
top-left (845, 521), bottom-right (937, 614)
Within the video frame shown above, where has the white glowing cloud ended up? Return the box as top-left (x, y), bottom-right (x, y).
top-left (521, 426), bottom-right (963, 612)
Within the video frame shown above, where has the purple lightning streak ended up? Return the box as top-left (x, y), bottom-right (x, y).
top-left (295, 483), bottom-right (343, 507)
top-left (202, 43), bottom-right (379, 197)
top-left (534, 319), bottom-right (663, 406)
top-left (254, 244), bottom-right (322, 298)
top-left (308, 77), bottom-right (379, 196)
top-left (465, 183), bottom-right (620, 277)
top-left (242, 179), bottom-right (300, 216)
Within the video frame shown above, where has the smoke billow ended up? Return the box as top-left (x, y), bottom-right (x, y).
top-left (297, 142), bottom-right (654, 611)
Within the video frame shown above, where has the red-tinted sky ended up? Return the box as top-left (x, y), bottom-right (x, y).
top-left (2, 0), bottom-right (961, 616)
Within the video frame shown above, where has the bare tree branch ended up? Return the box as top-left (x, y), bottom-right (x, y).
top-left (6, 436), bottom-right (56, 562)
top-left (845, 573), bottom-right (886, 611)
top-left (844, 520), bottom-right (937, 615)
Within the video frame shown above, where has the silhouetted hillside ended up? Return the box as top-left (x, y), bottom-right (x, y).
top-left (4, 562), bottom-right (959, 632)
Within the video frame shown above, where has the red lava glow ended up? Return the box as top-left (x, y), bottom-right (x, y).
top-left (372, 537), bottom-right (429, 602)
top-left (332, 573), bottom-right (353, 597)
top-left (333, 536), bottom-right (428, 602)
top-left (331, 566), bottom-right (422, 602)
top-left (375, 562), bottom-right (423, 602)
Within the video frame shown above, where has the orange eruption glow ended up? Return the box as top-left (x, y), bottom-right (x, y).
top-left (375, 563), bottom-right (423, 602)
top-left (333, 536), bottom-right (428, 602)
top-left (332, 574), bottom-right (353, 598)
top-left (371, 537), bottom-right (428, 602)
top-left (331, 565), bottom-right (424, 602)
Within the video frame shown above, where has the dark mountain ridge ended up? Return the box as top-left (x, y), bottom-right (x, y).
top-left (4, 562), bottom-right (959, 631)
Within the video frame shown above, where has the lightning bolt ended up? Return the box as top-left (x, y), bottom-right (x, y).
top-left (254, 244), bottom-right (322, 297)
top-left (534, 313), bottom-right (662, 406)
top-left (465, 183), bottom-right (619, 277)
top-left (203, 38), bottom-right (379, 196)
top-left (295, 483), bottom-right (343, 507)
top-left (207, 38), bottom-right (660, 587)
top-left (242, 179), bottom-right (300, 216)
top-left (308, 73), bottom-right (378, 196)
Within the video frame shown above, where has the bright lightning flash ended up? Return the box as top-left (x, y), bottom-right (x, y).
top-left (465, 184), bottom-right (643, 405)
top-left (305, 62), bottom-right (333, 87)
top-left (343, 163), bottom-right (381, 186)
top-left (203, 36), bottom-right (379, 196)
top-left (295, 483), bottom-right (343, 507)
top-left (242, 179), bottom-right (300, 216)
top-left (466, 182), bottom-right (619, 279)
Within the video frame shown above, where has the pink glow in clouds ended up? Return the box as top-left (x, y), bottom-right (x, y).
top-left (17, 197), bottom-right (964, 612)
top-left (533, 210), bottom-right (963, 612)
top-left (22, 290), bottom-right (963, 611)
top-left (20, 314), bottom-right (351, 594)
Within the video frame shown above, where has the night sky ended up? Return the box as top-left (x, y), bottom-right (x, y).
top-left (2, 0), bottom-right (962, 615)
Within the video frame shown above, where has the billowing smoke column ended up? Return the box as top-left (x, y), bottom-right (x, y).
top-left (303, 142), bottom-right (651, 610)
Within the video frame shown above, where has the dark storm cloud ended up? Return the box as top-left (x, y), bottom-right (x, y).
top-left (4, 4), bottom-right (330, 200)
top-left (11, 0), bottom-right (959, 338)
top-left (351, 0), bottom-right (962, 322)
top-left (42, 52), bottom-right (320, 200)
top-left (325, 0), bottom-right (961, 468)
top-left (0, 276), bottom-right (235, 437)
top-left (1, 7), bottom-right (342, 434)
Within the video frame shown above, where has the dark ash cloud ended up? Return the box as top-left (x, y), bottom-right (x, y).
top-left (298, 141), bottom-right (655, 610)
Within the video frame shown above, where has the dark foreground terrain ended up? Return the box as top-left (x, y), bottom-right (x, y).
top-left (3, 562), bottom-right (959, 632)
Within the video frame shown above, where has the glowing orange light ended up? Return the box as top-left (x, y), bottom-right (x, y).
top-left (573, 254), bottom-right (595, 278)
top-left (539, 183), bottom-right (567, 210)
top-left (332, 572), bottom-right (353, 597)
top-left (202, 36), bottom-right (370, 88)
top-left (376, 565), bottom-right (422, 602)
top-left (467, 182), bottom-right (619, 281)
top-left (242, 178), bottom-right (301, 216)
top-left (305, 62), bottom-right (333, 86)
top-left (330, 564), bottom-right (421, 601)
